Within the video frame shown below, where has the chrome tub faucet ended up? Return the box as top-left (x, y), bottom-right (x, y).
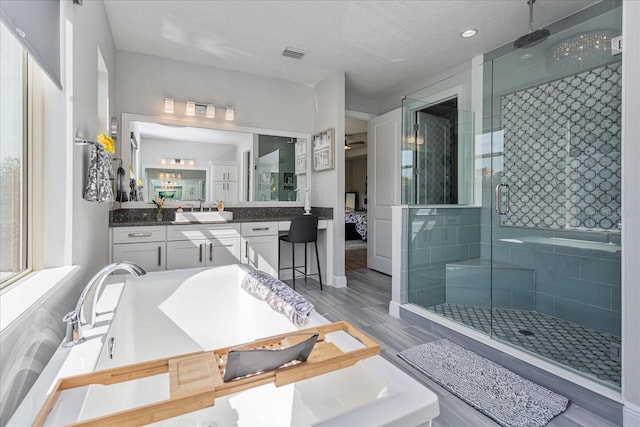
top-left (62, 261), bottom-right (146, 347)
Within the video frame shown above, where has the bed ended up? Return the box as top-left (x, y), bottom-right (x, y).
top-left (345, 211), bottom-right (367, 241)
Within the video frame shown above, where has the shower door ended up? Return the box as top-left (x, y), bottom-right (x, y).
top-left (488, 27), bottom-right (623, 387)
top-left (402, 97), bottom-right (482, 314)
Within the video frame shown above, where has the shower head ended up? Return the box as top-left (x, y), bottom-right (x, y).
top-left (514, 29), bottom-right (551, 48)
top-left (513, 0), bottom-right (550, 49)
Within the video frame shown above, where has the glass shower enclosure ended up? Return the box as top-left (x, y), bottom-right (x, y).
top-left (404, 4), bottom-right (622, 388)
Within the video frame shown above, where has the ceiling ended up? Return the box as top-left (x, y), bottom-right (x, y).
top-left (103, 0), bottom-right (598, 100)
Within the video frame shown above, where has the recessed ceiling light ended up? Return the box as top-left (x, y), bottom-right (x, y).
top-left (461, 29), bottom-right (478, 38)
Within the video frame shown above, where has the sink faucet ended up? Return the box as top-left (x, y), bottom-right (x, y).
top-left (198, 199), bottom-right (205, 212)
top-left (62, 262), bottom-right (146, 347)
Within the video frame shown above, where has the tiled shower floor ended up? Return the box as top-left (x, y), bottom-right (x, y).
top-left (428, 303), bottom-right (621, 387)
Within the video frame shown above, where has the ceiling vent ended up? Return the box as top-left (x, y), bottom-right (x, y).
top-left (282, 47), bottom-right (306, 60)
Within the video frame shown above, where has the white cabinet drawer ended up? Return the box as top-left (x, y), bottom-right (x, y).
top-left (241, 222), bottom-right (278, 237)
top-left (113, 226), bottom-right (166, 244)
top-left (113, 242), bottom-right (165, 272)
top-left (167, 223), bottom-right (240, 241)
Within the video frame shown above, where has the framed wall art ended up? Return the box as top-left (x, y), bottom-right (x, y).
top-left (312, 128), bottom-right (335, 172)
top-left (295, 139), bottom-right (307, 175)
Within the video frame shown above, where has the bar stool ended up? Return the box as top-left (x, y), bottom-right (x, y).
top-left (278, 214), bottom-right (322, 290)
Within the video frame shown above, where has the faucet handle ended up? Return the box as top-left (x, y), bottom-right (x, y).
top-left (62, 310), bottom-right (83, 347)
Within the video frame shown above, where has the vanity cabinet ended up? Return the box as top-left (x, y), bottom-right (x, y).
top-left (241, 222), bottom-right (278, 276)
top-left (110, 219), bottom-right (326, 275)
top-left (111, 226), bottom-right (166, 272)
top-left (212, 164), bottom-right (239, 205)
top-left (166, 224), bottom-right (241, 270)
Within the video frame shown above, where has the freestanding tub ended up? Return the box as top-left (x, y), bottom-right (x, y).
top-left (52, 265), bottom-right (439, 426)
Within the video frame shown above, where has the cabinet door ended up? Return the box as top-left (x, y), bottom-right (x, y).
top-left (242, 235), bottom-right (278, 276)
top-left (225, 165), bottom-right (239, 182)
top-left (213, 165), bottom-right (239, 182)
top-left (182, 181), bottom-right (203, 200)
top-left (213, 166), bottom-right (227, 181)
top-left (207, 238), bottom-right (240, 267)
top-left (166, 240), bottom-right (206, 270)
top-left (225, 182), bottom-right (239, 204)
top-left (213, 182), bottom-right (226, 202)
top-left (113, 242), bottom-right (166, 272)
top-left (213, 182), bottom-right (239, 205)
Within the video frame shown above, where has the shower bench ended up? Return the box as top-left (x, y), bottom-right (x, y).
top-left (445, 259), bottom-right (535, 310)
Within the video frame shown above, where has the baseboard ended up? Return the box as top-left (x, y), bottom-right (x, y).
top-left (330, 275), bottom-right (347, 288)
top-left (624, 402), bottom-right (640, 426)
top-left (389, 301), bottom-right (401, 319)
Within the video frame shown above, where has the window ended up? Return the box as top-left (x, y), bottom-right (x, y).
top-left (0, 21), bottom-right (47, 289)
top-left (0, 22), bottom-right (28, 288)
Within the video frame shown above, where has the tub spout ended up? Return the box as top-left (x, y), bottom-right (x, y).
top-left (63, 262), bottom-right (146, 347)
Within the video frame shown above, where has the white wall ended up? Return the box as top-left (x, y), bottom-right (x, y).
top-left (377, 60), bottom-right (473, 115)
top-left (72, 0), bottom-right (116, 276)
top-left (311, 72), bottom-right (346, 287)
top-left (115, 51), bottom-right (315, 134)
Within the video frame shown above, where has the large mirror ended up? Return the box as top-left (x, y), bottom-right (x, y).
top-left (119, 113), bottom-right (310, 206)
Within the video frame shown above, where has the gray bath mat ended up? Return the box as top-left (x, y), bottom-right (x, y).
top-left (398, 339), bottom-right (570, 427)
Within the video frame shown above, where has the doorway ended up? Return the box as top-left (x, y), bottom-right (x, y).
top-left (344, 117), bottom-right (368, 271)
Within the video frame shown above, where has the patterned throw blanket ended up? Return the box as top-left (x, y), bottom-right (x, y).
top-left (241, 270), bottom-right (315, 327)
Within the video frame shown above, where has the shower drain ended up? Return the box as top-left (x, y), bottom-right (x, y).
top-left (518, 329), bottom-right (535, 336)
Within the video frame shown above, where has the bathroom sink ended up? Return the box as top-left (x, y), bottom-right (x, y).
top-left (174, 211), bottom-right (233, 223)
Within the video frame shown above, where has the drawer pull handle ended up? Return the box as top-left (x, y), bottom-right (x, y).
top-left (199, 244), bottom-right (203, 263)
top-left (252, 227), bottom-right (269, 231)
top-left (108, 337), bottom-right (116, 359)
top-left (129, 232), bottom-right (152, 238)
top-left (158, 246), bottom-right (162, 266)
top-left (209, 243), bottom-right (213, 262)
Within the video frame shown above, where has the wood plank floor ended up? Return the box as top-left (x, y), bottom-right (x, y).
top-left (345, 248), bottom-right (367, 271)
top-left (288, 268), bottom-right (619, 427)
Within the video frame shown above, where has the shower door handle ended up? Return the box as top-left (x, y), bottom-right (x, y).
top-left (495, 183), bottom-right (511, 215)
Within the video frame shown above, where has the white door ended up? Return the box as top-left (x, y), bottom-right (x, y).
top-left (367, 108), bottom-right (401, 274)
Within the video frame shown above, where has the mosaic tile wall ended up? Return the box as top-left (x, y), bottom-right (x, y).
top-left (418, 114), bottom-right (450, 204)
top-left (500, 62), bottom-right (621, 230)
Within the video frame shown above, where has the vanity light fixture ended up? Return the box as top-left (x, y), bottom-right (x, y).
top-left (161, 98), bottom-right (233, 120)
top-left (206, 104), bottom-right (216, 118)
top-left (225, 106), bottom-right (235, 121)
top-left (185, 101), bottom-right (196, 116)
top-left (160, 158), bottom-right (194, 166)
top-left (164, 98), bottom-right (174, 114)
top-left (460, 29), bottom-right (478, 38)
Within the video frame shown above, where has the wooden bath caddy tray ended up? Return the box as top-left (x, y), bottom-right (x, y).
top-left (34, 321), bottom-right (380, 427)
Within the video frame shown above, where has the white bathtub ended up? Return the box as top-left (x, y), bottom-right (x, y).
top-left (52, 265), bottom-right (439, 426)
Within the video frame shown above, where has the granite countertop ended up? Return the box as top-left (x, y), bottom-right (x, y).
top-left (110, 207), bottom-right (333, 227)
